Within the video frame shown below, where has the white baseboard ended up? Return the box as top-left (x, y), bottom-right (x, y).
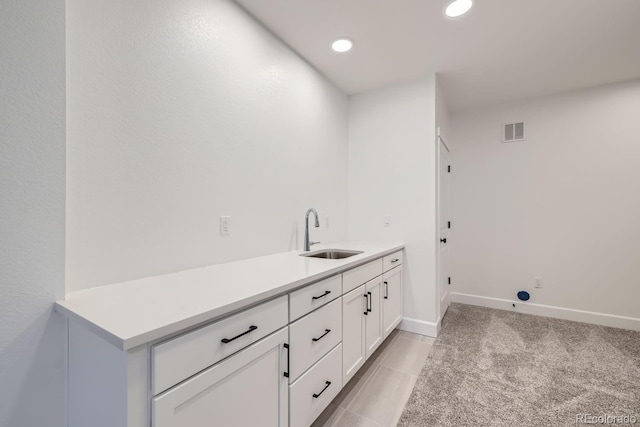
top-left (451, 292), bottom-right (640, 332)
top-left (399, 317), bottom-right (440, 337)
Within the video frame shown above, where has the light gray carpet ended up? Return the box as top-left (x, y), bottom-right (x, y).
top-left (398, 303), bottom-right (640, 426)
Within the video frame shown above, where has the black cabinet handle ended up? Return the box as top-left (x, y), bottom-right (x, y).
top-left (367, 291), bottom-right (372, 312)
top-left (312, 329), bottom-right (331, 342)
top-left (440, 238), bottom-right (447, 243)
top-left (312, 381), bottom-right (332, 398)
top-left (283, 343), bottom-right (290, 378)
top-left (384, 281), bottom-right (389, 299)
top-left (312, 290), bottom-right (331, 300)
top-left (221, 325), bottom-right (257, 343)
top-left (391, 258), bottom-right (400, 263)
top-left (363, 294), bottom-right (368, 315)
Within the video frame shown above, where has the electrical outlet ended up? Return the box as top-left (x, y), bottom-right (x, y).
top-left (220, 216), bottom-right (231, 236)
top-left (383, 215), bottom-right (392, 227)
top-left (535, 277), bottom-right (543, 289)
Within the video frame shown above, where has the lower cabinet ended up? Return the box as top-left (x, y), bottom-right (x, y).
top-left (382, 266), bottom-right (403, 338)
top-left (364, 276), bottom-right (384, 359)
top-left (152, 328), bottom-right (289, 427)
top-left (289, 344), bottom-right (343, 427)
top-left (342, 284), bottom-right (366, 384)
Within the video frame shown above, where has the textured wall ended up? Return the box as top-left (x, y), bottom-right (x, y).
top-left (0, 0), bottom-right (67, 425)
top-left (66, 0), bottom-right (349, 292)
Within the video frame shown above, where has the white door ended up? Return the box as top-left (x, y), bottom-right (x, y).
top-left (364, 277), bottom-right (383, 358)
top-left (152, 328), bottom-right (288, 427)
top-left (382, 266), bottom-right (403, 338)
top-left (342, 285), bottom-right (366, 384)
top-left (439, 137), bottom-right (451, 318)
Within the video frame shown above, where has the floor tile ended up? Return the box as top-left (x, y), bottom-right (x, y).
top-left (333, 364), bottom-right (380, 410)
top-left (311, 403), bottom-right (344, 427)
top-left (332, 410), bottom-right (383, 427)
top-left (379, 337), bottom-right (432, 375)
top-left (348, 365), bottom-right (417, 426)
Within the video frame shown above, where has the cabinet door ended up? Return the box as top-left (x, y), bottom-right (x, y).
top-left (153, 328), bottom-right (288, 427)
top-left (364, 278), bottom-right (383, 359)
top-left (342, 285), bottom-right (366, 384)
top-left (382, 266), bottom-right (403, 338)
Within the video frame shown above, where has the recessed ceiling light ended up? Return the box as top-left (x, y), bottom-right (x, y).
top-left (445, 0), bottom-right (473, 18)
top-left (332, 38), bottom-right (353, 53)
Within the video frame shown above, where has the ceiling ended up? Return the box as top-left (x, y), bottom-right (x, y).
top-left (235, 0), bottom-right (640, 111)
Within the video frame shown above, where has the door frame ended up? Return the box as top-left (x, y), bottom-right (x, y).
top-left (436, 129), bottom-right (451, 329)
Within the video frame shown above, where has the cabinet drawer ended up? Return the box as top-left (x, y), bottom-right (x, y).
top-left (289, 298), bottom-right (342, 381)
top-left (152, 328), bottom-right (288, 427)
top-left (383, 250), bottom-right (403, 272)
top-left (290, 343), bottom-right (343, 427)
top-left (342, 259), bottom-right (383, 293)
top-left (289, 274), bottom-right (342, 322)
top-left (152, 295), bottom-right (288, 395)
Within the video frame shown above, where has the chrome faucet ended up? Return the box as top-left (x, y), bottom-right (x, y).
top-left (303, 208), bottom-right (320, 251)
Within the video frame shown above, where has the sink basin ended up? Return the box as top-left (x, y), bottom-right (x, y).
top-left (300, 249), bottom-right (364, 259)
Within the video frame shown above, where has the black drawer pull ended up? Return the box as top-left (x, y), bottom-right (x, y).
top-left (312, 290), bottom-right (331, 300)
top-left (312, 329), bottom-right (331, 342)
top-left (221, 325), bottom-right (258, 343)
top-left (391, 258), bottom-right (400, 263)
top-left (283, 343), bottom-right (290, 378)
top-left (367, 291), bottom-right (372, 312)
top-left (313, 381), bottom-right (332, 398)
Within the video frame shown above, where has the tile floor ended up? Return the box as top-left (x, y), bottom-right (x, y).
top-left (311, 329), bottom-right (435, 427)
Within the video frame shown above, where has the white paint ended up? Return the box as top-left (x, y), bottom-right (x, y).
top-left (0, 0), bottom-right (66, 426)
top-left (66, 0), bottom-right (349, 292)
top-left (451, 293), bottom-right (640, 332)
top-left (451, 79), bottom-right (640, 325)
top-left (68, 322), bottom-right (148, 427)
top-left (348, 76), bottom-right (438, 328)
top-left (56, 242), bottom-right (403, 350)
top-left (236, 0), bottom-right (640, 110)
top-left (436, 76), bottom-right (453, 324)
top-left (399, 318), bottom-right (440, 338)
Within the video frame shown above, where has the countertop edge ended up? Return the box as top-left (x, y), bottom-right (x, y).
top-left (56, 243), bottom-right (405, 351)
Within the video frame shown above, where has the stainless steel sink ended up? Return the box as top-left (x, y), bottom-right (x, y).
top-left (300, 249), bottom-right (364, 259)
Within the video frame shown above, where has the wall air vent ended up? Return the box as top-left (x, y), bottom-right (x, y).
top-left (503, 122), bottom-right (525, 143)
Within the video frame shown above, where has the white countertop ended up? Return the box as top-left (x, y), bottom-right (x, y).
top-left (55, 242), bottom-right (404, 351)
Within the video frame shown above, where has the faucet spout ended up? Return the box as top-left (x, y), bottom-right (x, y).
top-left (304, 208), bottom-right (320, 251)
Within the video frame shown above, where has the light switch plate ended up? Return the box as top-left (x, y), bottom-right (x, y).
top-left (383, 215), bottom-right (392, 227)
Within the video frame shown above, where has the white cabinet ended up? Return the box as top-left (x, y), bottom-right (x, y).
top-left (364, 277), bottom-right (383, 358)
top-left (341, 284), bottom-right (366, 384)
top-left (289, 298), bottom-right (342, 381)
top-left (289, 344), bottom-right (343, 427)
top-left (152, 328), bottom-right (288, 427)
top-left (382, 266), bottom-right (403, 338)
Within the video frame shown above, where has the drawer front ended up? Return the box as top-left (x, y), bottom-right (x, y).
top-left (342, 259), bottom-right (383, 293)
top-left (289, 343), bottom-right (343, 427)
top-left (152, 295), bottom-right (288, 395)
top-left (289, 274), bottom-right (342, 322)
top-left (383, 250), bottom-right (403, 272)
top-left (289, 298), bottom-right (342, 381)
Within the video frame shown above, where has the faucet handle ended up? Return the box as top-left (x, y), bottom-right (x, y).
top-left (310, 241), bottom-right (321, 247)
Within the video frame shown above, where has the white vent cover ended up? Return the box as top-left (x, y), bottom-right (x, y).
top-left (503, 122), bottom-right (525, 142)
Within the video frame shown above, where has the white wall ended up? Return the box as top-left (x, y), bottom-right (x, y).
top-left (348, 76), bottom-right (439, 333)
top-left (66, 0), bottom-right (349, 292)
top-left (451, 79), bottom-right (640, 327)
top-left (0, 0), bottom-right (67, 425)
